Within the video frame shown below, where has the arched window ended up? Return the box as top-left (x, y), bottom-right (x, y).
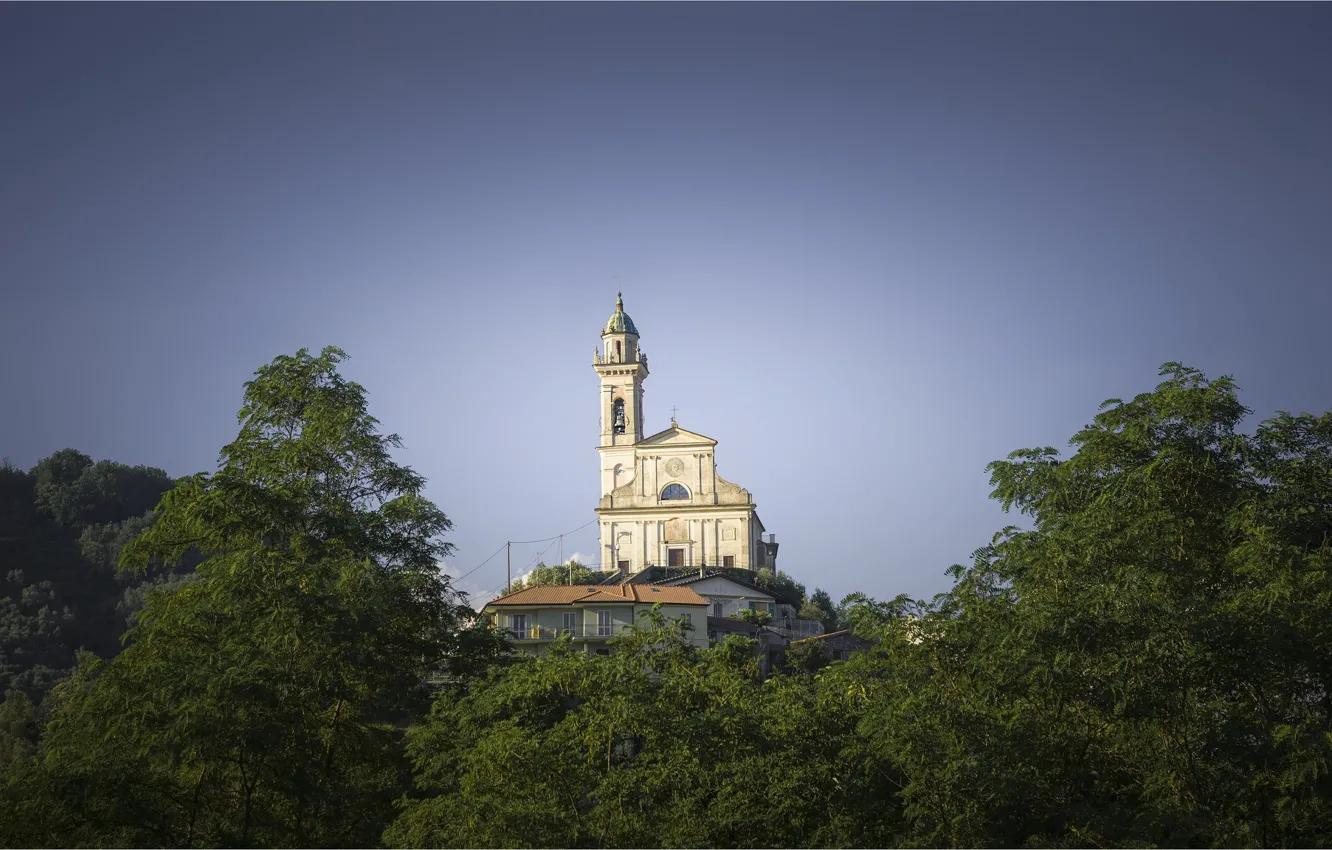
top-left (615, 340), bottom-right (622, 359)
top-left (612, 398), bottom-right (626, 434)
top-left (660, 483), bottom-right (690, 500)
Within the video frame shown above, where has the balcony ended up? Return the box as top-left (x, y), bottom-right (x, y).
top-left (507, 625), bottom-right (618, 642)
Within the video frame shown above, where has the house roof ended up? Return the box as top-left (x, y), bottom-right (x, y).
top-left (656, 571), bottom-right (774, 599)
top-left (654, 569), bottom-right (809, 606)
top-left (485, 583), bottom-right (708, 607)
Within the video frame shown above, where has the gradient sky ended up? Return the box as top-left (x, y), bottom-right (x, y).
top-left (3, 3), bottom-right (1330, 607)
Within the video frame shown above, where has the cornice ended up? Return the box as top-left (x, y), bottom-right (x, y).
top-left (595, 504), bottom-right (758, 518)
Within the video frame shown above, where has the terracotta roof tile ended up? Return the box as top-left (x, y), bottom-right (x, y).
top-left (620, 584), bottom-right (708, 605)
top-left (486, 584), bottom-right (707, 607)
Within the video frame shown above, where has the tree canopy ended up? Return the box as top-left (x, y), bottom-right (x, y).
top-left (512, 559), bottom-right (601, 589)
top-left (3, 360), bottom-right (1330, 848)
top-left (3, 347), bottom-right (499, 847)
top-left (0, 452), bottom-right (178, 700)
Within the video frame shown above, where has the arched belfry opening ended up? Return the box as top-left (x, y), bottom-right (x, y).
top-left (612, 398), bottom-right (626, 434)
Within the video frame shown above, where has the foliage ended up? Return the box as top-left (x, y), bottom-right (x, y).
top-left (33, 450), bottom-right (173, 529)
top-left (0, 454), bottom-right (177, 701)
top-left (807, 587), bottom-right (843, 634)
top-left (730, 607), bottom-right (772, 627)
top-left (7, 360), bottom-right (1332, 848)
top-left (387, 609), bottom-right (889, 849)
top-left (754, 567), bottom-right (806, 606)
top-left (388, 361), bottom-right (1332, 849)
top-left (22, 347), bottom-right (498, 848)
top-left (513, 559), bottom-right (600, 589)
top-left (0, 688), bottom-right (40, 770)
top-left (782, 637), bottom-right (829, 675)
top-left (839, 363), bottom-right (1332, 847)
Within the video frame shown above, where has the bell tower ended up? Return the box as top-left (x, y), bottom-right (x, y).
top-left (593, 293), bottom-right (648, 448)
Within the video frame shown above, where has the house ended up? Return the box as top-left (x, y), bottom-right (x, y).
top-left (482, 583), bottom-right (710, 656)
top-left (652, 570), bottom-right (824, 642)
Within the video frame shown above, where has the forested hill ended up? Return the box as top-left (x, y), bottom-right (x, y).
top-left (0, 451), bottom-right (195, 700)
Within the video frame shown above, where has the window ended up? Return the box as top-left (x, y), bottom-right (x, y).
top-left (682, 613), bottom-right (692, 628)
top-left (615, 340), bottom-right (622, 359)
top-left (617, 559), bottom-right (629, 574)
top-left (511, 614), bottom-right (527, 637)
top-left (712, 601), bottom-right (724, 618)
top-left (597, 609), bottom-right (613, 637)
top-left (611, 398), bottom-right (626, 434)
top-left (668, 548), bottom-right (684, 567)
top-left (660, 483), bottom-right (689, 500)
top-left (768, 602), bottom-right (776, 616)
top-left (595, 648), bottom-right (610, 656)
top-left (562, 612), bottom-right (576, 635)
top-left (723, 555), bottom-right (735, 569)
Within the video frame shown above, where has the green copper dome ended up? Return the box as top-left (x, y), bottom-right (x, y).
top-left (603, 293), bottom-right (639, 335)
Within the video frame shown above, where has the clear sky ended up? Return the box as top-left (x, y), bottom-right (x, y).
top-left (3, 3), bottom-right (1330, 607)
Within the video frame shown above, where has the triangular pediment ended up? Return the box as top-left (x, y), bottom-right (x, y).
top-left (637, 423), bottom-right (717, 447)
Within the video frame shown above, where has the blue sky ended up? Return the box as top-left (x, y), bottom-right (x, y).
top-left (3, 3), bottom-right (1329, 606)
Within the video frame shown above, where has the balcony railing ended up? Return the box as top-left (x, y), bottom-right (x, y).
top-left (507, 625), bottom-right (618, 641)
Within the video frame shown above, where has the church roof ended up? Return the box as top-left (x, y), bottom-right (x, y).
top-left (637, 422), bottom-right (717, 447)
top-left (486, 583), bottom-right (707, 607)
top-left (603, 293), bottom-right (639, 335)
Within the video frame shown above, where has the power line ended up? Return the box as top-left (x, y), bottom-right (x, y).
top-left (451, 518), bottom-right (599, 585)
top-left (453, 542), bottom-right (509, 582)
top-left (507, 517), bottom-right (598, 545)
top-left (475, 559), bottom-right (624, 602)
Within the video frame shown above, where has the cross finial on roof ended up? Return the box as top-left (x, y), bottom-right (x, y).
top-left (670, 405), bottom-right (678, 424)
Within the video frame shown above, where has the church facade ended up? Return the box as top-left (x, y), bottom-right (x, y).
top-left (593, 295), bottom-right (779, 576)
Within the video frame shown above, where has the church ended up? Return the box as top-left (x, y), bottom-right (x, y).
top-left (593, 295), bottom-right (779, 577)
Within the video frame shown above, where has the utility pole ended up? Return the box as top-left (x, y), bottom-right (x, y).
top-left (506, 541), bottom-right (511, 594)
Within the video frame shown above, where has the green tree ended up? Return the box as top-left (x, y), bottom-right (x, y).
top-left (783, 637), bottom-right (829, 675)
top-left (807, 587), bottom-right (841, 633)
top-left (0, 453), bottom-right (182, 701)
top-left (754, 567), bottom-right (806, 605)
top-left (0, 461), bottom-right (100, 698)
top-left (513, 558), bottom-right (600, 589)
top-left (0, 688), bottom-right (40, 770)
top-left (31, 346), bottom-right (494, 847)
top-left (388, 608), bottom-right (885, 848)
top-left (730, 607), bottom-right (772, 627)
top-left (844, 363), bottom-right (1332, 847)
top-left (34, 450), bottom-right (172, 529)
